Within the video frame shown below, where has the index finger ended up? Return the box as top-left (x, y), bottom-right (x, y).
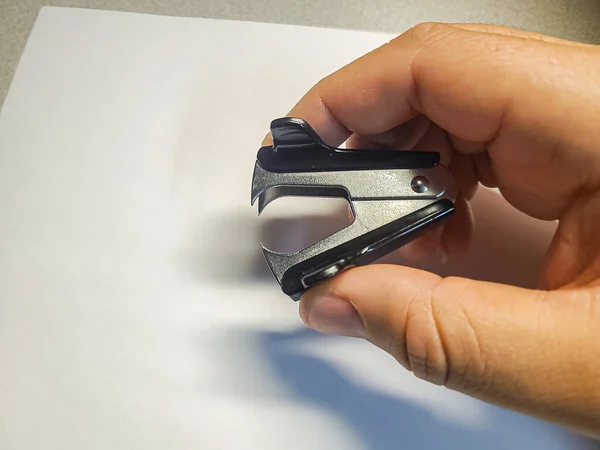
top-left (264, 22), bottom-right (598, 152)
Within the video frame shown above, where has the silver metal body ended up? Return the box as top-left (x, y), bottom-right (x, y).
top-left (251, 161), bottom-right (458, 286)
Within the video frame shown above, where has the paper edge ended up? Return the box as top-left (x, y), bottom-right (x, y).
top-left (1, 5), bottom-right (396, 116)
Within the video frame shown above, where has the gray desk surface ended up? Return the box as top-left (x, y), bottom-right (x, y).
top-left (1, 0), bottom-right (600, 107)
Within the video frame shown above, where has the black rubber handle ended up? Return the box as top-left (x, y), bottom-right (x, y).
top-left (257, 117), bottom-right (440, 173)
top-left (279, 199), bottom-right (455, 300)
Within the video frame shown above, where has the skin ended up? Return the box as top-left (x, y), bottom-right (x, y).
top-left (262, 23), bottom-right (600, 437)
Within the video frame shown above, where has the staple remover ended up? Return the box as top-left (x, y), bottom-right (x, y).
top-left (251, 117), bottom-right (457, 300)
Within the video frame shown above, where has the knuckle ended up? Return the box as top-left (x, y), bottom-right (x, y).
top-left (386, 331), bottom-right (410, 370)
top-left (431, 277), bottom-right (490, 393)
top-left (405, 22), bottom-right (456, 47)
top-left (407, 349), bottom-right (448, 386)
top-left (396, 278), bottom-right (451, 385)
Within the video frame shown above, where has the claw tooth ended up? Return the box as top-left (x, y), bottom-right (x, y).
top-left (260, 244), bottom-right (277, 279)
top-left (259, 244), bottom-right (291, 281)
top-left (258, 194), bottom-right (266, 214)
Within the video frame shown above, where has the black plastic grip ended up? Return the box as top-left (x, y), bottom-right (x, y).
top-left (279, 199), bottom-right (455, 300)
top-left (257, 117), bottom-right (440, 173)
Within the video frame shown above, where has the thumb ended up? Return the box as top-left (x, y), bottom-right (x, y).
top-left (299, 264), bottom-right (600, 434)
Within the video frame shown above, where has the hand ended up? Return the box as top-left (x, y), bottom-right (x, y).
top-left (265, 23), bottom-right (600, 437)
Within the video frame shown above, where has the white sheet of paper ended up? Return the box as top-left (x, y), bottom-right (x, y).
top-left (0, 7), bottom-right (588, 450)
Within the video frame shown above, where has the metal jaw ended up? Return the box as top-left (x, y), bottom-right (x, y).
top-left (251, 117), bottom-right (457, 300)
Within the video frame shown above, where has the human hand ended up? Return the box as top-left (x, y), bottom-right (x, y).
top-left (264, 23), bottom-right (600, 436)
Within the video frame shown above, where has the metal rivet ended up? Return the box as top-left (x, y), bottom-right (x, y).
top-left (411, 176), bottom-right (429, 193)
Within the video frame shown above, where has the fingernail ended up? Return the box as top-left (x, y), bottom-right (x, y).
top-left (303, 295), bottom-right (366, 338)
